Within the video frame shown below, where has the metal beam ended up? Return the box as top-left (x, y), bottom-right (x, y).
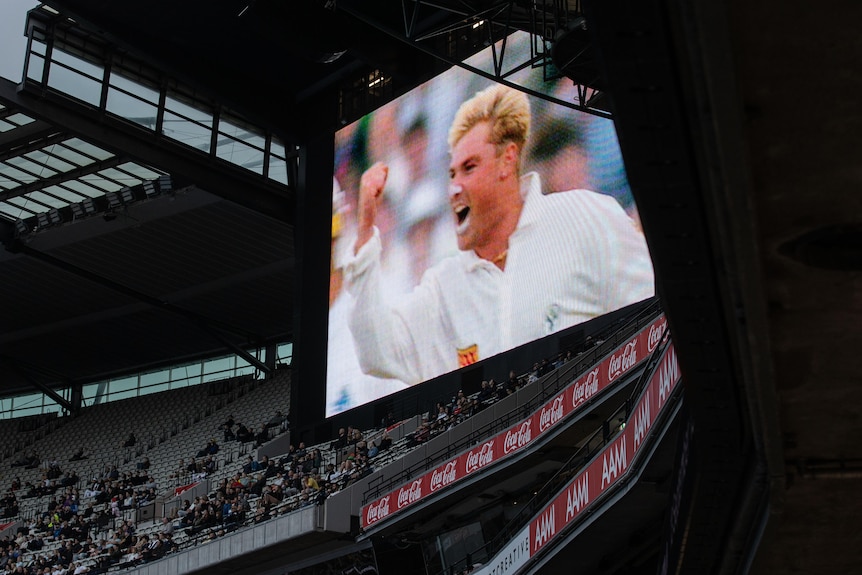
top-left (0, 356), bottom-right (74, 413)
top-left (0, 78), bottom-right (294, 224)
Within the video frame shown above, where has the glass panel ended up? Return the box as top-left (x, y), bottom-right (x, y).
top-left (27, 54), bottom-right (45, 82)
top-left (277, 342), bottom-right (293, 365)
top-left (203, 357), bottom-right (233, 383)
top-left (216, 137), bottom-right (264, 174)
top-left (24, 190), bottom-right (70, 209)
top-left (41, 185), bottom-right (86, 203)
top-left (52, 144), bottom-right (96, 166)
top-left (62, 179), bottom-right (107, 197)
top-left (48, 62), bottom-right (102, 106)
top-left (0, 163), bottom-right (33, 184)
top-left (269, 156), bottom-right (288, 185)
top-left (42, 403), bottom-right (62, 415)
top-left (71, 140), bottom-right (114, 161)
top-left (8, 156), bottom-right (58, 177)
top-left (271, 139), bottom-right (286, 159)
top-left (11, 393), bottom-right (42, 411)
top-left (0, 120), bottom-right (15, 133)
top-left (53, 49), bottom-right (104, 81)
top-left (108, 375), bottom-right (138, 395)
top-left (6, 196), bottom-right (51, 212)
top-left (79, 175), bottom-right (122, 192)
top-left (5, 113), bottom-right (36, 127)
top-left (164, 94), bottom-right (213, 123)
top-left (219, 118), bottom-right (265, 149)
top-left (24, 150), bottom-right (76, 173)
top-left (0, 203), bottom-right (33, 219)
top-left (12, 405), bottom-right (41, 418)
top-left (236, 365), bottom-right (255, 378)
top-left (164, 110), bottom-right (212, 152)
top-left (109, 74), bottom-right (160, 105)
top-left (116, 163), bottom-right (161, 180)
top-left (97, 167), bottom-right (143, 187)
top-left (30, 37), bottom-right (47, 56)
top-left (82, 383), bottom-right (100, 403)
top-left (107, 88), bottom-right (158, 130)
top-left (140, 370), bottom-right (170, 387)
top-left (108, 388), bottom-right (137, 401)
top-left (140, 382), bottom-right (169, 395)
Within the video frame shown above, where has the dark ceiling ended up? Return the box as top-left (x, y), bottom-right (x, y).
top-left (0, 0), bottom-right (859, 573)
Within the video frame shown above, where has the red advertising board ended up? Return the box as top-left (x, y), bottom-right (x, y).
top-left (361, 316), bottom-right (668, 529)
top-left (530, 343), bottom-right (680, 555)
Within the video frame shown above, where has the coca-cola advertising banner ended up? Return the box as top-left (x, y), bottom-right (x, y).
top-left (530, 343), bottom-right (680, 556)
top-left (361, 315), bottom-right (668, 529)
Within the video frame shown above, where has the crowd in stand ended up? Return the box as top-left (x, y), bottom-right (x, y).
top-left (0, 321), bottom-right (621, 574)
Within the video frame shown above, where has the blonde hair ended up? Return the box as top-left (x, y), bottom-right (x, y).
top-left (448, 84), bottom-right (531, 156)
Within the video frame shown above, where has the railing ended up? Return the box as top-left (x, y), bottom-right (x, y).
top-left (439, 332), bottom-right (674, 575)
top-left (362, 300), bottom-right (664, 506)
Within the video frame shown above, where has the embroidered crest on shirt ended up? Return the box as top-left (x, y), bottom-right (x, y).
top-left (457, 344), bottom-right (479, 367)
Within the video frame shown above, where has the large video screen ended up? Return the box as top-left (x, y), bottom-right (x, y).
top-left (326, 32), bottom-right (655, 416)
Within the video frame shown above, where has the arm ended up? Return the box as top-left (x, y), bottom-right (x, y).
top-left (343, 229), bottom-right (447, 385)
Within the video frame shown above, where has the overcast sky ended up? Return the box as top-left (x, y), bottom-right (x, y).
top-left (1, 0), bottom-right (40, 81)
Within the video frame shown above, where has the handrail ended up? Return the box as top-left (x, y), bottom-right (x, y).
top-left (361, 300), bottom-right (664, 507)
top-left (437, 330), bottom-right (672, 575)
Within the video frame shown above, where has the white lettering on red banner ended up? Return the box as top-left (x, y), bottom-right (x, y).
top-left (503, 420), bottom-right (532, 455)
top-left (648, 319), bottom-right (667, 352)
top-left (397, 479), bottom-right (423, 510)
top-left (601, 436), bottom-right (628, 489)
top-left (365, 496), bottom-right (390, 525)
top-left (572, 367), bottom-right (600, 409)
top-left (539, 394), bottom-right (565, 433)
top-left (608, 340), bottom-right (638, 382)
top-left (565, 471), bottom-right (590, 522)
top-left (632, 394), bottom-right (651, 452)
top-left (362, 316), bottom-right (668, 531)
top-left (658, 347), bottom-right (679, 408)
top-left (465, 440), bottom-right (495, 474)
top-left (533, 505), bottom-right (556, 552)
top-left (430, 461), bottom-right (458, 492)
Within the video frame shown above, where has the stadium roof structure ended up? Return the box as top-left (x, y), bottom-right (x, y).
top-left (0, 1), bottom-right (860, 574)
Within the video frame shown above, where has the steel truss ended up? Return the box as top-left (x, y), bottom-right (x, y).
top-left (337, 0), bottom-right (609, 119)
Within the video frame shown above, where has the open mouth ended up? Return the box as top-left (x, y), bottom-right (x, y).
top-left (455, 205), bottom-right (470, 226)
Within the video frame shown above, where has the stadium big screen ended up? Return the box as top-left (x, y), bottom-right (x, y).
top-left (326, 32), bottom-right (655, 417)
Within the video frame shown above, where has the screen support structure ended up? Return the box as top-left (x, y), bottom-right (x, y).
top-left (336, 0), bottom-right (609, 119)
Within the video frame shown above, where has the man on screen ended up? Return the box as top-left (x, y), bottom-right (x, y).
top-left (343, 84), bottom-right (654, 386)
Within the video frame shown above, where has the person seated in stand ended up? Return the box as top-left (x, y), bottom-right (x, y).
top-left (378, 433), bottom-right (393, 451)
top-left (254, 424), bottom-right (269, 447)
top-left (197, 439), bottom-right (219, 458)
top-left (235, 423), bottom-right (254, 443)
top-left (69, 447), bottom-right (87, 462)
top-left (123, 433), bottom-right (136, 448)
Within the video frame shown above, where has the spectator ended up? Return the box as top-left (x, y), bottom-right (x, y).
top-left (69, 447), bottom-right (87, 462)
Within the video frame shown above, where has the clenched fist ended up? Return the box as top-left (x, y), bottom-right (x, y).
top-left (354, 162), bottom-right (388, 254)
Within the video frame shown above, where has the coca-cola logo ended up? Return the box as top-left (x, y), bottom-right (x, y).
top-left (430, 461), bottom-right (458, 492)
top-left (572, 368), bottom-right (600, 408)
top-left (465, 441), bottom-right (495, 474)
top-left (503, 421), bottom-right (532, 454)
top-left (539, 395), bottom-right (565, 432)
top-left (608, 340), bottom-right (638, 382)
top-left (365, 496), bottom-right (390, 525)
top-left (647, 320), bottom-right (667, 352)
top-left (397, 479), bottom-right (423, 509)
